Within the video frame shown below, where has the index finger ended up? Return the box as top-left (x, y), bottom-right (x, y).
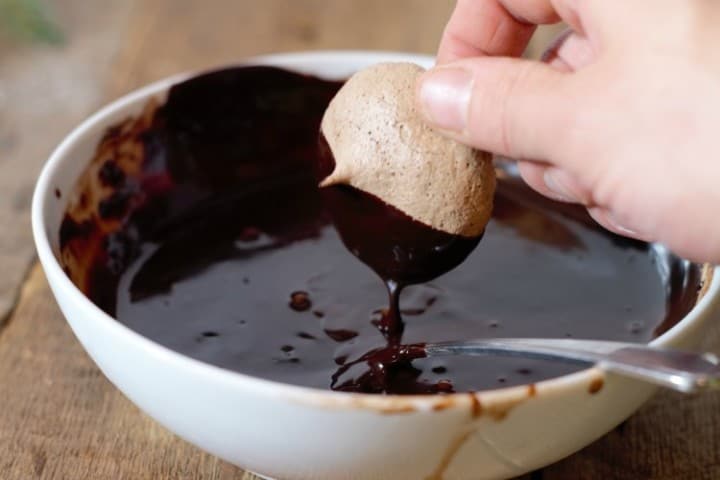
top-left (437, 0), bottom-right (561, 64)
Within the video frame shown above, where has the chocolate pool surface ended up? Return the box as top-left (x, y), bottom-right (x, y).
top-left (59, 66), bottom-right (702, 394)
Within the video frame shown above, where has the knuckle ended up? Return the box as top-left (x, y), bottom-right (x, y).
top-left (499, 62), bottom-right (537, 157)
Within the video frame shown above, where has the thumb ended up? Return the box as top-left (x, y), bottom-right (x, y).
top-left (417, 57), bottom-right (575, 160)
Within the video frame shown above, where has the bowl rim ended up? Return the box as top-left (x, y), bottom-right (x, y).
top-left (31, 50), bottom-right (720, 412)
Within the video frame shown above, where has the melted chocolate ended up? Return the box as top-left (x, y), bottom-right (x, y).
top-left (59, 66), bottom-right (703, 395)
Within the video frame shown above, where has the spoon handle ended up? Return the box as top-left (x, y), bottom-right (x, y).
top-left (425, 338), bottom-right (720, 393)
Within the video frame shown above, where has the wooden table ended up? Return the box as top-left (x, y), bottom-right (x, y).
top-left (1, 2), bottom-right (719, 478)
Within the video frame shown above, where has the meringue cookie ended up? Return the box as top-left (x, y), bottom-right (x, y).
top-left (320, 62), bottom-right (495, 237)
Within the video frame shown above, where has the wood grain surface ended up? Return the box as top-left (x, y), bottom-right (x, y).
top-left (2, 1), bottom-right (719, 479)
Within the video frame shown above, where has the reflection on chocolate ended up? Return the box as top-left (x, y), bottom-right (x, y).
top-left (59, 66), bottom-right (703, 395)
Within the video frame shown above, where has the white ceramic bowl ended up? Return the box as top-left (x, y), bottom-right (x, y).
top-left (32, 51), bottom-right (720, 480)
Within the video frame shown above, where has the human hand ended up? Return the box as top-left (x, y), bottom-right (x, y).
top-left (417, 0), bottom-right (720, 263)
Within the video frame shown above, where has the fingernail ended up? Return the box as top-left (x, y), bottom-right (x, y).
top-left (543, 169), bottom-right (577, 202)
top-left (418, 68), bottom-right (473, 132)
top-left (605, 211), bottom-right (643, 237)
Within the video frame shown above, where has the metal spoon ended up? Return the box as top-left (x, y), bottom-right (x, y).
top-left (425, 338), bottom-right (720, 393)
